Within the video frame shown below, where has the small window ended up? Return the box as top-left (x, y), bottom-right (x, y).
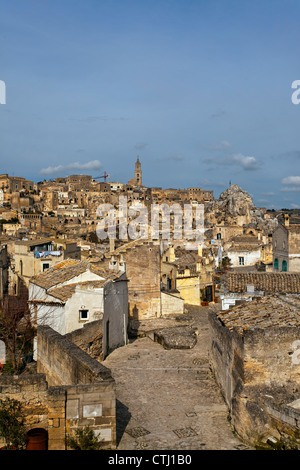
top-left (43, 263), bottom-right (50, 272)
top-left (217, 233), bottom-right (222, 240)
top-left (79, 309), bottom-right (89, 320)
top-left (282, 260), bottom-right (287, 272)
top-left (239, 257), bottom-right (245, 266)
top-left (274, 258), bottom-right (279, 270)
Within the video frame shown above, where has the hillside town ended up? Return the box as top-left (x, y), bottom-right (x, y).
top-left (0, 157), bottom-right (299, 451)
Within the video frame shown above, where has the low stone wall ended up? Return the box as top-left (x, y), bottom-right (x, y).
top-left (208, 310), bottom-right (300, 449)
top-left (208, 310), bottom-right (244, 410)
top-left (37, 325), bottom-right (111, 386)
top-left (0, 326), bottom-right (117, 450)
top-left (65, 320), bottom-right (103, 360)
top-left (161, 291), bottom-right (184, 316)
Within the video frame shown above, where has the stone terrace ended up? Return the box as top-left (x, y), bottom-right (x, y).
top-left (103, 304), bottom-right (251, 450)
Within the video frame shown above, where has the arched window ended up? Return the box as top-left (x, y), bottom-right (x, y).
top-left (274, 258), bottom-right (279, 270)
top-left (282, 260), bottom-right (287, 272)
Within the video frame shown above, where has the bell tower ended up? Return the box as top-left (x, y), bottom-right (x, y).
top-left (135, 155), bottom-right (142, 186)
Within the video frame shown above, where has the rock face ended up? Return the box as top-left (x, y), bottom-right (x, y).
top-left (205, 184), bottom-right (277, 233)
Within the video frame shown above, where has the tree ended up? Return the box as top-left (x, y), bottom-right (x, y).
top-left (66, 426), bottom-right (103, 450)
top-left (0, 398), bottom-right (27, 450)
top-left (222, 256), bottom-right (232, 270)
top-left (0, 280), bottom-right (34, 374)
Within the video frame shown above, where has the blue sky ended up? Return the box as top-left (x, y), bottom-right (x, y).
top-left (0, 0), bottom-right (300, 209)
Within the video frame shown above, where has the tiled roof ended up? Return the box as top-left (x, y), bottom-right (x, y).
top-left (216, 294), bottom-right (300, 333)
top-left (48, 280), bottom-right (109, 302)
top-left (227, 244), bottom-right (261, 252)
top-left (226, 272), bottom-right (300, 294)
top-left (30, 259), bottom-right (112, 289)
top-left (15, 237), bottom-right (53, 246)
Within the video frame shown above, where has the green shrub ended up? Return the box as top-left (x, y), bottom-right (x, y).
top-left (66, 426), bottom-right (103, 450)
top-left (0, 398), bottom-right (27, 450)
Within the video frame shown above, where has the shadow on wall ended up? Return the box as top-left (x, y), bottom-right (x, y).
top-left (116, 399), bottom-right (131, 446)
top-left (132, 304), bottom-right (139, 320)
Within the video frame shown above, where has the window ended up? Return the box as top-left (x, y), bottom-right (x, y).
top-left (217, 233), bottom-right (222, 240)
top-left (282, 260), bottom-right (287, 272)
top-left (239, 257), bottom-right (245, 266)
top-left (79, 309), bottom-right (89, 320)
top-left (43, 263), bottom-right (50, 272)
top-left (274, 258), bottom-right (279, 270)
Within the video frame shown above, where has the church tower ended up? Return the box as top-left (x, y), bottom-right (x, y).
top-left (134, 156), bottom-right (142, 186)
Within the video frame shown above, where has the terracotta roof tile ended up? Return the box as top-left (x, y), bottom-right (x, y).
top-left (226, 272), bottom-right (300, 294)
top-left (216, 294), bottom-right (300, 333)
top-left (48, 279), bottom-right (109, 302)
top-left (30, 259), bottom-right (112, 289)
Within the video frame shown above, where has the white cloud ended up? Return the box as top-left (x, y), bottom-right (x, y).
top-left (210, 140), bottom-right (232, 151)
top-left (204, 152), bottom-right (260, 171)
top-left (282, 176), bottom-right (300, 185)
top-left (280, 186), bottom-right (300, 192)
top-left (40, 160), bottom-right (102, 175)
top-left (231, 153), bottom-right (260, 170)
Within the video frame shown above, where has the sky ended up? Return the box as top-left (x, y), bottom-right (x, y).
top-left (0, 0), bottom-right (300, 209)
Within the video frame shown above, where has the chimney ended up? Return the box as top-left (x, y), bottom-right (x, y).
top-left (109, 238), bottom-right (115, 253)
top-left (198, 245), bottom-right (203, 257)
top-left (284, 214), bottom-right (289, 227)
top-left (169, 246), bottom-right (175, 263)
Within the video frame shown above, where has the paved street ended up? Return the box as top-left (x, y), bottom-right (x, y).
top-left (103, 305), bottom-right (251, 450)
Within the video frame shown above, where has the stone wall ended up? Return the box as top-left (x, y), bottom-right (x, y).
top-left (0, 373), bottom-right (67, 450)
top-left (126, 242), bottom-right (161, 320)
top-left (65, 320), bottom-right (103, 360)
top-left (161, 291), bottom-right (184, 316)
top-left (208, 311), bottom-right (300, 448)
top-left (0, 326), bottom-right (117, 450)
top-left (208, 310), bottom-right (244, 410)
top-left (37, 326), bottom-right (111, 386)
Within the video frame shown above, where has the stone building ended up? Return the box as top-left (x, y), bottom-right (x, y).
top-left (221, 271), bottom-right (300, 310)
top-left (20, 213), bottom-right (43, 233)
top-left (0, 326), bottom-right (117, 450)
top-left (128, 156), bottom-right (142, 187)
top-left (162, 244), bottom-right (216, 306)
top-left (0, 244), bottom-right (8, 299)
top-left (66, 174), bottom-right (93, 191)
top-left (226, 235), bottom-right (262, 268)
top-left (209, 295), bottom-right (300, 449)
top-left (13, 237), bottom-right (81, 285)
top-left (0, 174), bottom-right (34, 193)
top-left (28, 260), bottom-right (128, 360)
top-left (105, 239), bottom-right (184, 320)
top-left (273, 215), bottom-right (300, 272)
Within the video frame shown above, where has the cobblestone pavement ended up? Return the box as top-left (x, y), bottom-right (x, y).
top-left (103, 304), bottom-right (251, 450)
